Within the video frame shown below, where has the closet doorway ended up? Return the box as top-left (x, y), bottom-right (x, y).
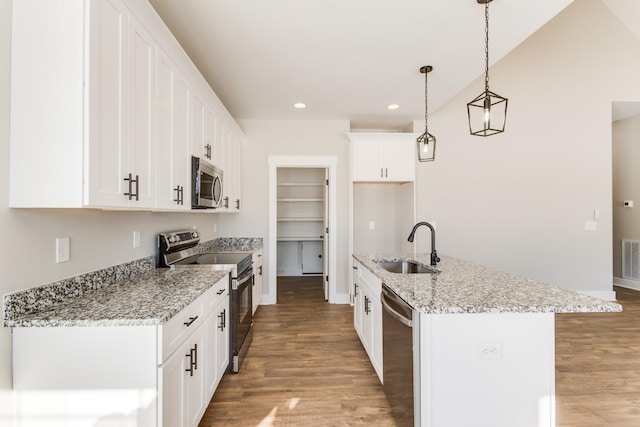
top-left (268, 156), bottom-right (337, 304)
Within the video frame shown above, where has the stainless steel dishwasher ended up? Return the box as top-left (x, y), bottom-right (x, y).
top-left (381, 284), bottom-right (415, 427)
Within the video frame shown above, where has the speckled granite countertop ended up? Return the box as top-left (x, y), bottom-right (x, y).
top-left (200, 237), bottom-right (263, 253)
top-left (5, 268), bottom-right (228, 328)
top-left (354, 253), bottom-right (622, 314)
top-left (3, 237), bottom-right (262, 328)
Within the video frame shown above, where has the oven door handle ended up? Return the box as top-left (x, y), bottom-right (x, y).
top-left (234, 271), bottom-right (253, 290)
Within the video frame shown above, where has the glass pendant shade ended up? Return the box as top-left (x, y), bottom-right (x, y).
top-left (417, 132), bottom-right (436, 162)
top-left (417, 65), bottom-right (436, 162)
top-left (467, 89), bottom-right (507, 137)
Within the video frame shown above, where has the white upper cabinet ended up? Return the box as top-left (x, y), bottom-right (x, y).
top-left (10, 0), bottom-right (156, 208)
top-left (9, 0), bottom-right (243, 211)
top-left (349, 133), bottom-right (418, 183)
top-left (216, 122), bottom-right (242, 213)
top-left (156, 48), bottom-right (191, 210)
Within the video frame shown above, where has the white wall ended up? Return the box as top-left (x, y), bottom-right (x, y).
top-left (414, 0), bottom-right (640, 298)
top-left (612, 115), bottom-right (640, 279)
top-left (218, 119), bottom-right (351, 299)
top-left (353, 183), bottom-right (414, 254)
top-left (0, 0), bottom-right (222, 393)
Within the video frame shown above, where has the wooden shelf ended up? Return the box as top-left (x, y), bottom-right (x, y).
top-left (277, 236), bottom-right (323, 241)
top-left (277, 217), bottom-right (324, 222)
top-left (277, 182), bottom-right (323, 187)
top-left (277, 198), bottom-right (323, 202)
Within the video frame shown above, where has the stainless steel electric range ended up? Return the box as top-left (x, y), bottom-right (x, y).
top-left (158, 230), bottom-right (253, 373)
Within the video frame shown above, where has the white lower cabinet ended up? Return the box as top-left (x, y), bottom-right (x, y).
top-left (11, 275), bottom-right (229, 427)
top-left (352, 259), bottom-right (383, 382)
top-left (161, 322), bottom-right (206, 427)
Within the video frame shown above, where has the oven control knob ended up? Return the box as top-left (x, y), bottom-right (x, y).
top-left (174, 235), bottom-right (181, 242)
top-left (167, 236), bottom-right (175, 243)
top-left (192, 232), bottom-right (198, 238)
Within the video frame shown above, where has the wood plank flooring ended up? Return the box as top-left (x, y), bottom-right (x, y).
top-left (199, 277), bottom-right (395, 426)
top-left (556, 286), bottom-right (640, 426)
top-left (200, 279), bottom-right (640, 426)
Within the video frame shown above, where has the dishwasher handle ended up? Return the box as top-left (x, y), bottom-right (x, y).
top-left (381, 286), bottom-right (413, 328)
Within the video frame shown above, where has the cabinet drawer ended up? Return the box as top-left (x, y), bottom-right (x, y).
top-left (206, 274), bottom-right (229, 313)
top-left (359, 264), bottom-right (382, 299)
top-left (160, 294), bottom-right (205, 363)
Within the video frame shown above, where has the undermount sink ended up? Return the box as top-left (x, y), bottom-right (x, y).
top-left (374, 259), bottom-right (438, 274)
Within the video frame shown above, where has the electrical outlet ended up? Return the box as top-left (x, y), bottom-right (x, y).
top-left (478, 342), bottom-right (502, 360)
top-left (369, 221), bottom-right (375, 230)
top-left (133, 230), bottom-right (141, 248)
top-left (56, 237), bottom-right (70, 263)
top-left (213, 223), bottom-right (217, 233)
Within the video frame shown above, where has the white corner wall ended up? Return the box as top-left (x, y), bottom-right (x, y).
top-left (415, 0), bottom-right (640, 298)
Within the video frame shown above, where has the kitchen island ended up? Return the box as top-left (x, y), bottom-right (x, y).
top-left (353, 253), bottom-right (621, 427)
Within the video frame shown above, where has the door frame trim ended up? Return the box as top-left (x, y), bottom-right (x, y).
top-left (267, 156), bottom-right (337, 303)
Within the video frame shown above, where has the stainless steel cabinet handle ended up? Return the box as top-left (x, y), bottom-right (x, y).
top-left (185, 346), bottom-right (195, 376)
top-left (183, 316), bottom-right (198, 327)
top-left (123, 173), bottom-right (139, 200)
top-left (193, 343), bottom-right (198, 371)
top-left (174, 185), bottom-right (183, 205)
top-left (218, 309), bottom-right (226, 331)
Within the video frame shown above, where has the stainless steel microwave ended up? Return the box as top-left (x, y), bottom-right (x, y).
top-left (191, 156), bottom-right (223, 209)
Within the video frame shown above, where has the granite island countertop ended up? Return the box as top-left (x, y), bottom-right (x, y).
top-left (5, 267), bottom-right (229, 328)
top-left (354, 253), bottom-right (622, 314)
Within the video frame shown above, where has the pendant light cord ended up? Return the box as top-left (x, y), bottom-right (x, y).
top-left (424, 68), bottom-right (429, 137)
top-left (484, 1), bottom-right (490, 93)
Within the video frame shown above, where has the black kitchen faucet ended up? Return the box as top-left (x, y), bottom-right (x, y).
top-left (407, 221), bottom-right (441, 266)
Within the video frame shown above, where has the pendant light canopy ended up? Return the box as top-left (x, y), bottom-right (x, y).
top-left (417, 65), bottom-right (436, 162)
top-left (467, 0), bottom-right (508, 137)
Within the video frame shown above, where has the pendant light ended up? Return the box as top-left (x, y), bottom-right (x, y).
top-left (467, 0), bottom-right (508, 137)
top-left (417, 65), bottom-right (436, 162)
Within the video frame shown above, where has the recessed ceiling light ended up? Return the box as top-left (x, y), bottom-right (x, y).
top-left (293, 103), bottom-right (306, 109)
top-left (387, 104), bottom-right (400, 110)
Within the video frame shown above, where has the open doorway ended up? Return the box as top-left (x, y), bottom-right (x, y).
top-left (268, 156), bottom-right (337, 304)
top-left (276, 167), bottom-right (328, 299)
top-left (612, 101), bottom-right (640, 291)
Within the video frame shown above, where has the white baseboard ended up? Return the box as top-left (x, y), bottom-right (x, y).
top-left (330, 292), bottom-right (350, 304)
top-left (613, 277), bottom-right (640, 292)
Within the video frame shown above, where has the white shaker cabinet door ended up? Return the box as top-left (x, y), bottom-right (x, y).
top-left (87, 1), bottom-right (156, 208)
top-left (86, 0), bottom-right (130, 207)
top-left (156, 48), bottom-right (190, 210)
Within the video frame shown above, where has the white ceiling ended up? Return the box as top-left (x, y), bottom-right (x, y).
top-left (148, 0), bottom-right (639, 130)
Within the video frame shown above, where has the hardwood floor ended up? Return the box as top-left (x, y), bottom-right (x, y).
top-left (200, 280), bottom-right (640, 426)
top-left (199, 276), bottom-right (395, 426)
top-left (556, 286), bottom-right (640, 426)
